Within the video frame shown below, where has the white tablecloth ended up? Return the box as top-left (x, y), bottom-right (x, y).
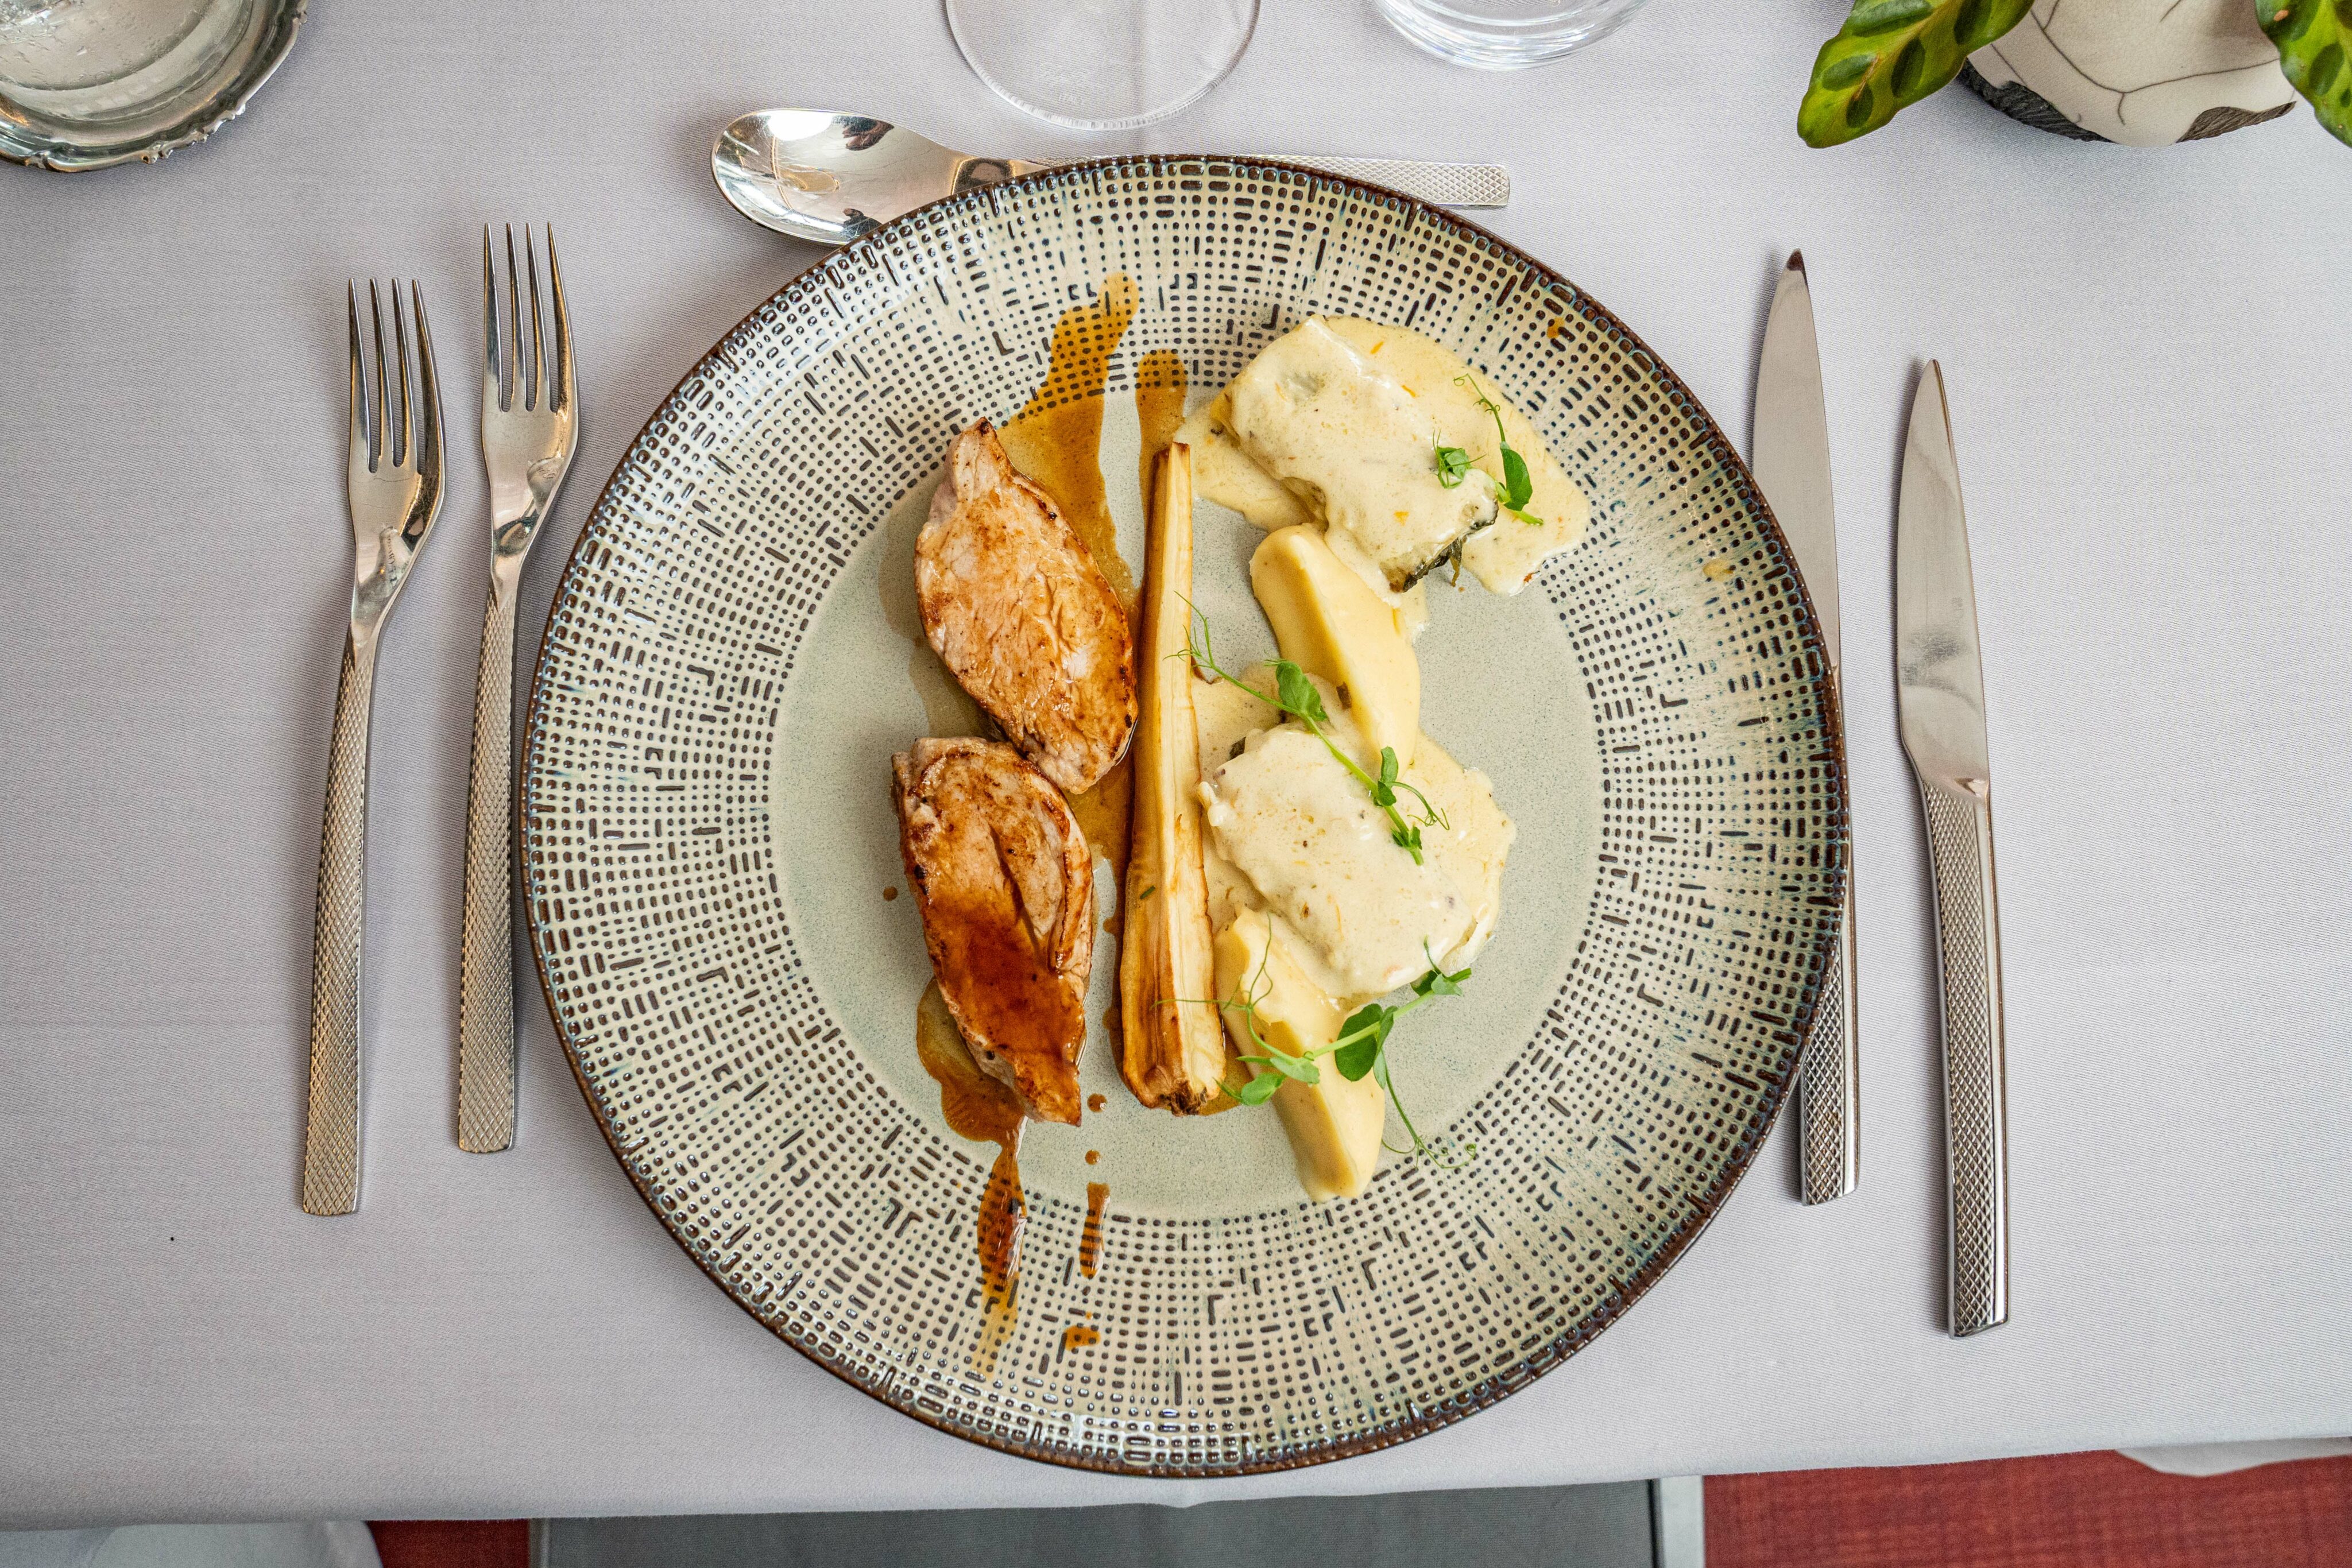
top-left (3, 0), bottom-right (2348, 1530)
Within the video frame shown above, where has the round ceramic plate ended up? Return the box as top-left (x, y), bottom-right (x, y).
top-left (520, 157), bottom-right (1844, 1476)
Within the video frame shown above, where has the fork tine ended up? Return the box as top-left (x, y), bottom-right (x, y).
top-left (524, 226), bottom-right (545, 413)
top-left (412, 280), bottom-right (442, 483)
top-left (368, 280), bottom-right (389, 472)
top-left (482, 226), bottom-right (502, 411)
top-left (348, 281), bottom-right (370, 470)
top-left (547, 225), bottom-right (573, 415)
top-left (391, 280), bottom-right (415, 469)
top-left (504, 224), bottom-right (522, 416)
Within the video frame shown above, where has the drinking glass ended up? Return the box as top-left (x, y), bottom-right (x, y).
top-left (945, 0), bottom-right (1259, 130)
top-left (1374, 0), bottom-right (1651, 68)
top-left (0, 0), bottom-right (256, 123)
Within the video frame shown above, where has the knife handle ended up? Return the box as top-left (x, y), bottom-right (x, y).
top-left (1797, 889), bottom-right (1859, 1204)
top-left (1914, 775), bottom-right (2009, 1336)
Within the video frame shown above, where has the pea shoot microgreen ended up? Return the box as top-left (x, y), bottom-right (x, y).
top-left (1436, 376), bottom-right (1546, 528)
top-left (1183, 604), bottom-right (1446, 864)
top-left (1432, 436), bottom-right (1475, 490)
top-left (1209, 939), bottom-right (1476, 1167)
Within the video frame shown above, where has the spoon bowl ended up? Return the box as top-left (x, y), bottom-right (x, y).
top-left (711, 109), bottom-right (1029, 246)
top-left (711, 110), bottom-right (1513, 246)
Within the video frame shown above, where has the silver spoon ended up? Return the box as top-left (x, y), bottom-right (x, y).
top-left (710, 109), bottom-right (1510, 246)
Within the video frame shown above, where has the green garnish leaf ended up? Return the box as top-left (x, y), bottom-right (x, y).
top-left (1228, 1074), bottom-right (1282, 1106)
top-left (1185, 605), bottom-right (1432, 865)
top-left (1500, 444), bottom-right (1533, 512)
top-left (1226, 940), bottom-right (1478, 1171)
top-left (1413, 964), bottom-right (1470, 999)
top-left (1433, 439), bottom-right (1474, 489)
top-left (1264, 1047), bottom-right (1321, 1084)
top-left (1334, 1004), bottom-right (1391, 1081)
top-left (1798, 0), bottom-right (2032, 147)
top-left (1273, 659), bottom-right (1330, 726)
top-left (2264, 0), bottom-right (2352, 146)
top-left (1136, 884), bottom-right (1157, 901)
top-left (1460, 377), bottom-right (1541, 524)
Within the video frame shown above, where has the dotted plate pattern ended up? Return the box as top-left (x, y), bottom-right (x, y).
top-left (519, 158), bottom-right (1848, 1475)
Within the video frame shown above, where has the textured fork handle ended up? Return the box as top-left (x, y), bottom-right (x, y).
top-left (303, 633), bottom-right (378, 1215)
top-left (457, 572), bottom-right (521, 1152)
top-left (1916, 776), bottom-right (2009, 1337)
top-left (1797, 891), bottom-right (1860, 1204)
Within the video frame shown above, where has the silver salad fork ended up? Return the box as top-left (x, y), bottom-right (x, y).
top-left (457, 226), bottom-right (577, 1153)
top-left (303, 279), bottom-right (446, 1215)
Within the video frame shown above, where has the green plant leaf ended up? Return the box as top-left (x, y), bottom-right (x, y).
top-left (1274, 660), bottom-right (1329, 726)
top-left (1334, 1005), bottom-right (1392, 1081)
top-left (1264, 1047), bottom-right (1321, 1084)
top-left (1800, 0), bottom-right (2033, 147)
top-left (2262, 0), bottom-right (2352, 145)
top-left (1230, 1074), bottom-right (1281, 1106)
top-left (1412, 962), bottom-right (1470, 1000)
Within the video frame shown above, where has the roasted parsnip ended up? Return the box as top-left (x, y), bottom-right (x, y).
top-left (1118, 443), bottom-right (1228, 1113)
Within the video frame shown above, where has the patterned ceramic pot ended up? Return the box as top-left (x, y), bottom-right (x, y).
top-left (1963, 0), bottom-right (2296, 144)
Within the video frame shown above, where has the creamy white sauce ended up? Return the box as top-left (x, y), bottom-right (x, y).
top-left (1403, 734), bottom-right (1515, 967)
top-left (1201, 722), bottom-right (1508, 1000)
top-left (1192, 664), bottom-right (1278, 935)
top-left (1183, 316), bottom-right (1590, 603)
top-left (1225, 319), bottom-right (1499, 593)
top-left (1177, 389), bottom-right (1433, 638)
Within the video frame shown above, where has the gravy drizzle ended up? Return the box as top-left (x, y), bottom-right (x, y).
top-left (999, 274), bottom-right (1142, 882)
top-left (1078, 1179), bottom-right (1111, 1279)
top-left (915, 982), bottom-right (1027, 1373)
top-left (906, 277), bottom-right (1179, 1377)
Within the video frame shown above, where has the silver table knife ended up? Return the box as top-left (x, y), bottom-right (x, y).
top-left (1751, 253), bottom-right (1858, 1205)
top-left (1898, 362), bottom-right (2010, 1337)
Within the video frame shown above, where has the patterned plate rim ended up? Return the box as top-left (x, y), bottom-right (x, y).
top-left (519, 154), bottom-right (1848, 1476)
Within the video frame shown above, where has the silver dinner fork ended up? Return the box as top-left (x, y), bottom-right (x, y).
top-left (457, 225), bottom-right (577, 1153)
top-left (303, 280), bottom-right (446, 1215)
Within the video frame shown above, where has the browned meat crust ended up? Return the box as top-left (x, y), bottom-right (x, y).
top-left (916, 420), bottom-right (1136, 795)
top-left (892, 737), bottom-right (1092, 1125)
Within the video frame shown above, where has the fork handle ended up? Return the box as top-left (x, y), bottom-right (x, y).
top-left (303, 631), bottom-right (380, 1215)
top-left (457, 566), bottom-right (523, 1152)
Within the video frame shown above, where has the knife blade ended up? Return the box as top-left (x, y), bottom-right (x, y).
top-left (1897, 362), bottom-right (2009, 1338)
top-left (1751, 253), bottom-right (1858, 1205)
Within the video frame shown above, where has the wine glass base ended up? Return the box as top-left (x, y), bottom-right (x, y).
top-left (946, 0), bottom-right (1259, 131)
top-left (1373, 0), bottom-right (1650, 69)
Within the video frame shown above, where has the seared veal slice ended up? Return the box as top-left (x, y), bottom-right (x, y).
top-left (892, 737), bottom-right (1092, 1125)
top-left (916, 419), bottom-right (1136, 795)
